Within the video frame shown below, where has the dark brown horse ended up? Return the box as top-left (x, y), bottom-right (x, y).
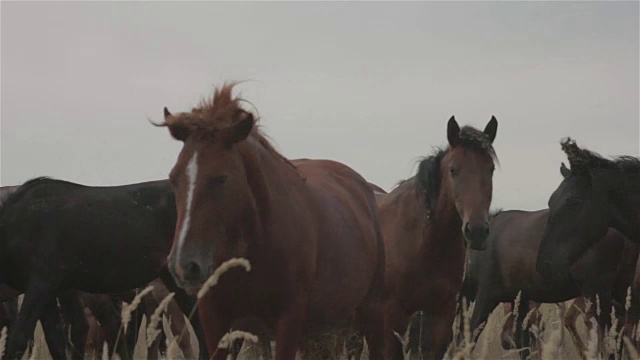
top-left (537, 138), bottom-right (640, 284)
top-left (464, 208), bottom-right (638, 359)
top-left (377, 116), bottom-right (498, 359)
top-left (0, 178), bottom-right (207, 360)
top-left (154, 83), bottom-right (387, 360)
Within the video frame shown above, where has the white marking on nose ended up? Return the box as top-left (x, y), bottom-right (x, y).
top-left (176, 151), bottom-right (198, 262)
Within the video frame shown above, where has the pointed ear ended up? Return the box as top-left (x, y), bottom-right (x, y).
top-left (223, 111), bottom-right (254, 148)
top-left (447, 116), bottom-right (460, 146)
top-left (560, 162), bottom-right (571, 178)
top-left (484, 116), bottom-right (498, 143)
top-left (158, 107), bottom-right (190, 141)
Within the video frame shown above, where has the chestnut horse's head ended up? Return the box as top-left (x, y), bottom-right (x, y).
top-left (155, 84), bottom-right (261, 293)
top-left (419, 116), bottom-right (498, 250)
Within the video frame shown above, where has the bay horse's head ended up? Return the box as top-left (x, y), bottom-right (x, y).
top-left (154, 84), bottom-right (260, 292)
top-left (419, 116), bottom-right (498, 250)
top-left (537, 138), bottom-right (640, 283)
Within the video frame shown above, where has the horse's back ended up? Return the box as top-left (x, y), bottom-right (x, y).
top-left (0, 178), bottom-right (176, 293)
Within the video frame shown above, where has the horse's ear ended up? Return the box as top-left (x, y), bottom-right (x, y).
top-left (560, 162), bottom-right (571, 178)
top-left (484, 116), bottom-right (498, 143)
top-left (223, 111), bottom-right (254, 148)
top-left (447, 116), bottom-right (460, 146)
top-left (160, 107), bottom-right (190, 141)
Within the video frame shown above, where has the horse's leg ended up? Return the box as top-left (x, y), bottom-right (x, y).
top-left (196, 296), bottom-right (232, 360)
top-left (273, 296), bottom-right (307, 360)
top-left (500, 302), bottom-right (516, 350)
top-left (425, 298), bottom-right (457, 360)
top-left (5, 280), bottom-right (59, 359)
top-left (166, 300), bottom-right (196, 359)
top-left (57, 290), bottom-right (89, 360)
top-left (160, 267), bottom-right (208, 360)
top-left (384, 301), bottom-right (410, 360)
top-left (39, 297), bottom-right (71, 360)
top-left (469, 290), bottom-right (500, 345)
top-left (513, 299), bottom-right (531, 360)
top-left (405, 312), bottom-right (429, 357)
top-left (354, 293), bottom-right (387, 360)
top-left (91, 295), bottom-right (130, 360)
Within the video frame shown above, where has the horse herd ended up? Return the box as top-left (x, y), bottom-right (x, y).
top-left (0, 82), bottom-right (638, 360)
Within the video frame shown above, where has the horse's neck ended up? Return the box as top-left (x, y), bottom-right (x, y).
top-left (240, 137), bottom-right (302, 236)
top-left (612, 171), bottom-right (640, 239)
top-left (427, 181), bottom-right (465, 252)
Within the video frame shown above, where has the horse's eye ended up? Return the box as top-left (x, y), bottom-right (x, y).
top-left (449, 166), bottom-right (458, 177)
top-left (210, 175), bottom-right (228, 187)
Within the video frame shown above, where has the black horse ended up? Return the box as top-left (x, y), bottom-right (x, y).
top-left (537, 137), bottom-right (640, 284)
top-left (467, 208), bottom-right (637, 359)
top-left (0, 177), bottom-right (207, 360)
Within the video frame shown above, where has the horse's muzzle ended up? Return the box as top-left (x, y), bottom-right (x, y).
top-left (464, 221), bottom-right (490, 250)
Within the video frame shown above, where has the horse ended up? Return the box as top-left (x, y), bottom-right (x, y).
top-left (0, 178), bottom-right (208, 360)
top-left (154, 83), bottom-right (387, 360)
top-left (377, 115), bottom-right (498, 359)
top-left (537, 137), bottom-right (640, 285)
top-left (465, 208), bottom-right (638, 359)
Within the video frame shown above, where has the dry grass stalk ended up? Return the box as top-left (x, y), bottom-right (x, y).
top-left (0, 326), bottom-right (7, 360)
top-left (197, 258), bottom-right (251, 300)
top-left (102, 342), bottom-right (109, 360)
top-left (624, 336), bottom-right (640, 360)
top-left (626, 287), bottom-right (633, 312)
top-left (522, 307), bottom-right (537, 331)
top-left (584, 317), bottom-right (601, 360)
top-left (512, 291), bottom-right (522, 334)
top-left (606, 306), bottom-right (619, 358)
top-left (541, 327), bottom-right (562, 360)
top-left (121, 285), bottom-right (154, 334)
top-left (596, 295), bottom-right (602, 317)
top-left (146, 292), bottom-right (176, 347)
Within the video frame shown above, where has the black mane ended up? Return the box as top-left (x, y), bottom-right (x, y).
top-left (562, 137), bottom-right (640, 174)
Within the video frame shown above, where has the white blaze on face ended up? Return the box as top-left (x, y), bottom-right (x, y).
top-left (176, 151), bottom-right (199, 262)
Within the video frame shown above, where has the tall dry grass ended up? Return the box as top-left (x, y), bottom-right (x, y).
top-left (3, 270), bottom-right (640, 360)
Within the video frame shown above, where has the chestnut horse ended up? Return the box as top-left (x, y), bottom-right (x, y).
top-left (155, 84), bottom-right (386, 360)
top-left (378, 116), bottom-right (498, 359)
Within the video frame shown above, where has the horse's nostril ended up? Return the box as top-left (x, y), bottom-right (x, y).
top-left (184, 261), bottom-right (202, 281)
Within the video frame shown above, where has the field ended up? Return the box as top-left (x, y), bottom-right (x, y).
top-left (12, 297), bottom-right (640, 360)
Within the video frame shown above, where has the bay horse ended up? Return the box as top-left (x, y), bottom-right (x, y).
top-left (378, 115), bottom-right (498, 359)
top-left (464, 208), bottom-right (638, 359)
top-left (154, 83), bottom-right (387, 360)
top-left (537, 138), bottom-right (640, 284)
top-left (0, 178), bottom-right (208, 360)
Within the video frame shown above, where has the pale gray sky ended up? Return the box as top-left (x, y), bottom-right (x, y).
top-left (1, 1), bottom-right (638, 211)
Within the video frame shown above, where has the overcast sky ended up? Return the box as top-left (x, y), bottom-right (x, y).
top-left (1, 1), bottom-right (638, 211)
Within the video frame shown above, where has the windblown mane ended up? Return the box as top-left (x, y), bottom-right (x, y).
top-left (155, 82), bottom-right (299, 175)
top-left (414, 126), bottom-right (498, 216)
top-left (561, 137), bottom-right (640, 174)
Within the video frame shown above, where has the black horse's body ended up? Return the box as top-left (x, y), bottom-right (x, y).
top-left (0, 177), bottom-right (206, 359)
top-left (466, 209), bottom-right (637, 358)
